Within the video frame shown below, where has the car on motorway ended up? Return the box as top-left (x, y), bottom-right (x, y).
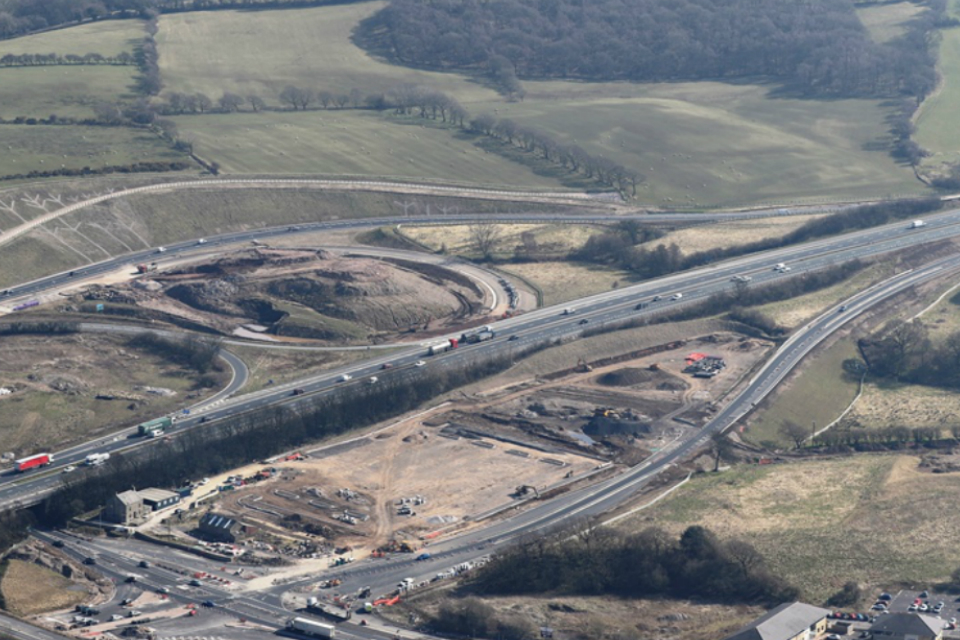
top-left (730, 275), bottom-right (752, 283)
top-left (339, 374), bottom-right (353, 382)
top-left (578, 319), bottom-right (589, 325)
top-left (189, 579), bottom-right (202, 586)
top-left (156, 247), bottom-right (166, 253)
top-left (839, 305), bottom-right (848, 312)
top-left (773, 263), bottom-right (791, 272)
top-left (62, 465), bottom-right (76, 473)
top-left (52, 539), bottom-right (65, 548)
top-left (197, 238), bottom-right (207, 245)
top-left (381, 363), bottom-right (393, 370)
top-left (127, 610), bottom-right (141, 617)
top-left (508, 335), bottom-right (520, 341)
top-left (157, 587), bottom-right (169, 594)
top-left (652, 295), bottom-right (663, 301)
top-left (368, 376), bottom-right (378, 384)
top-left (138, 560), bottom-right (151, 568)
top-left (68, 271), bottom-right (76, 277)
top-left (201, 600), bottom-right (215, 608)
top-left (635, 302), bottom-right (646, 310)
top-left (125, 575), bottom-right (137, 583)
top-left (288, 226), bottom-right (301, 231)
top-left (671, 293), bottom-right (683, 300)
top-left (1, 290), bottom-right (9, 295)
top-left (415, 360), bottom-right (426, 367)
top-left (291, 388), bottom-right (306, 396)
top-left (83, 557), bottom-right (97, 565)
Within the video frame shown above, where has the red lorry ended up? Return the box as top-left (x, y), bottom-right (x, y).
top-left (15, 453), bottom-right (53, 472)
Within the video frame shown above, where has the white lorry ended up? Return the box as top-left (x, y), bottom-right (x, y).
top-left (286, 617), bottom-right (335, 639)
top-left (911, 220), bottom-right (927, 229)
top-left (84, 452), bottom-right (110, 467)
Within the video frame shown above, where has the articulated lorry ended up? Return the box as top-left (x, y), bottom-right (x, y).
top-left (14, 453), bottom-right (52, 472)
top-left (137, 416), bottom-right (173, 437)
top-left (427, 338), bottom-right (458, 356)
top-left (286, 617), bottom-right (336, 639)
top-left (460, 326), bottom-right (495, 344)
top-left (306, 598), bottom-right (352, 621)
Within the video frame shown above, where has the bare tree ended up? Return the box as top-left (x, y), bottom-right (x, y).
top-left (247, 95), bottom-right (266, 112)
top-left (317, 90), bottom-right (333, 109)
top-left (780, 420), bottom-right (809, 449)
top-left (218, 92), bottom-right (244, 112)
top-left (334, 94), bottom-right (350, 109)
top-left (280, 86), bottom-right (313, 110)
top-left (469, 223), bottom-right (502, 260)
top-left (710, 432), bottom-right (736, 472)
top-left (349, 88), bottom-right (363, 108)
top-left (194, 92), bottom-right (213, 113)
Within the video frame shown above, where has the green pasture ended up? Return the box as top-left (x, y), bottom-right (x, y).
top-left (0, 65), bottom-right (139, 119)
top-left (469, 83), bottom-right (925, 208)
top-left (855, 1), bottom-right (924, 44)
top-left (0, 125), bottom-right (186, 180)
top-left (172, 111), bottom-right (569, 188)
top-left (915, 1), bottom-right (960, 161)
top-left (156, 2), bottom-right (496, 104)
top-left (0, 19), bottom-right (144, 58)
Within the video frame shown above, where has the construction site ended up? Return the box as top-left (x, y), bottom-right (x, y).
top-left (159, 331), bottom-right (772, 564)
top-left (72, 247), bottom-right (500, 344)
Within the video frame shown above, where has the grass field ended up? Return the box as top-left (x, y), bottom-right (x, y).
top-left (156, 2), bottom-right (493, 103)
top-left (499, 261), bottom-right (635, 306)
top-left (639, 215), bottom-right (824, 256)
top-left (915, 1), bottom-right (960, 164)
top-left (469, 84), bottom-right (925, 208)
top-left (0, 332), bottom-right (229, 453)
top-left (745, 338), bottom-right (860, 449)
top-left (0, 20), bottom-right (144, 58)
top-left (0, 65), bottom-right (140, 119)
top-left (844, 380), bottom-right (960, 431)
top-left (151, 0), bottom-right (928, 206)
top-left (856, 1), bottom-right (925, 44)
top-left (0, 125), bottom-right (187, 180)
top-left (0, 559), bottom-right (88, 615)
top-left (172, 111), bottom-right (571, 187)
top-left (632, 455), bottom-right (960, 602)
top-left (401, 223), bottom-right (607, 257)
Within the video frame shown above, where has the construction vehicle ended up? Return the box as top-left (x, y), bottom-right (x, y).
top-left (136, 263), bottom-right (158, 274)
top-left (287, 617), bottom-right (336, 638)
top-left (305, 599), bottom-right (352, 622)
top-left (14, 453), bottom-right (53, 472)
top-left (576, 357), bottom-right (593, 373)
top-left (514, 485), bottom-right (539, 498)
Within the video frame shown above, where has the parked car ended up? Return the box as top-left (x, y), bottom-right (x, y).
top-left (189, 579), bottom-right (202, 587)
top-left (879, 593), bottom-right (892, 600)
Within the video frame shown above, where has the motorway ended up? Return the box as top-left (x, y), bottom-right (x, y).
top-left (4, 210), bottom-right (960, 510)
top-left (3, 208), bottom-right (960, 639)
top-left (16, 252), bottom-right (960, 640)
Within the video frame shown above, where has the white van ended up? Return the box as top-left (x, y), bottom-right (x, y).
top-left (911, 220), bottom-right (926, 229)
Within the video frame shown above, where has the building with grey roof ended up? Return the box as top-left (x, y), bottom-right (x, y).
top-left (722, 602), bottom-right (830, 640)
top-left (104, 490), bottom-right (147, 525)
top-left (199, 512), bottom-right (245, 542)
top-left (138, 487), bottom-right (180, 511)
top-left (869, 612), bottom-right (944, 640)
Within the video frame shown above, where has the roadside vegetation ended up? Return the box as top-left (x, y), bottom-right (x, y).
top-left (628, 455), bottom-right (960, 603)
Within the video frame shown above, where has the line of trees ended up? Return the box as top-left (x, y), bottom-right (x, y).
top-left (362, 0), bottom-right (950, 101)
top-left (469, 523), bottom-right (797, 604)
top-left (0, 51), bottom-right (134, 66)
top-left (0, 159), bottom-right (192, 182)
top-left (574, 198), bottom-right (943, 280)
